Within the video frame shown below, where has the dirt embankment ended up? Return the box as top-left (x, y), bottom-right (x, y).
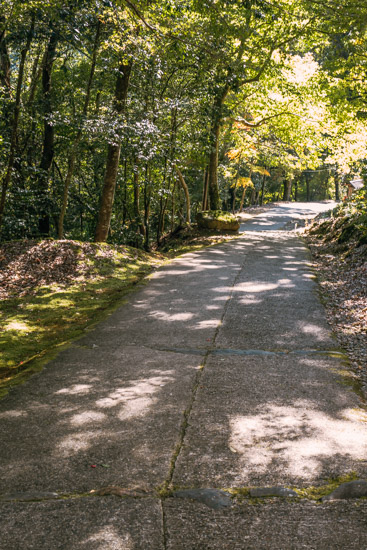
top-left (305, 204), bottom-right (367, 393)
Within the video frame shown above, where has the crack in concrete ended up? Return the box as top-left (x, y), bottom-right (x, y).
top-left (160, 497), bottom-right (168, 550)
top-left (160, 254), bottom-right (249, 498)
top-left (3, 479), bottom-right (366, 506)
top-left (153, 346), bottom-right (346, 359)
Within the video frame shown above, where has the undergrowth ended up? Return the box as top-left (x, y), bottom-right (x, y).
top-left (309, 194), bottom-right (367, 255)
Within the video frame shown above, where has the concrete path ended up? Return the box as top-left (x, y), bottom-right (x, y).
top-left (1, 202), bottom-right (367, 549)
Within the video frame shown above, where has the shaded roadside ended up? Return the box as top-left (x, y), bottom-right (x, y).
top-left (305, 211), bottom-right (367, 396)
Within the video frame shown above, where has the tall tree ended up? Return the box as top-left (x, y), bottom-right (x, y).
top-left (94, 59), bottom-right (132, 241)
top-left (58, 19), bottom-right (101, 238)
top-left (37, 26), bottom-right (58, 236)
top-left (0, 10), bottom-right (35, 231)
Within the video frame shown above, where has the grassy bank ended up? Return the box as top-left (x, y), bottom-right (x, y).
top-left (0, 240), bottom-right (164, 398)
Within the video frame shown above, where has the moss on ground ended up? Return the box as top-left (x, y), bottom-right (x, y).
top-left (0, 242), bottom-right (161, 398)
top-left (293, 473), bottom-right (359, 500)
top-left (200, 210), bottom-right (238, 222)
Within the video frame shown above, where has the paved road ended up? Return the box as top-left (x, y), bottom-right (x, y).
top-left (239, 201), bottom-right (338, 232)
top-left (1, 202), bottom-right (367, 549)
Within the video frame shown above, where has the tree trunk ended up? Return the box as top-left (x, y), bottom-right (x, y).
top-left (249, 188), bottom-right (256, 206)
top-left (294, 179), bottom-right (298, 201)
top-left (157, 157), bottom-right (168, 246)
top-left (259, 171), bottom-right (267, 206)
top-left (143, 164), bottom-right (152, 251)
top-left (27, 45), bottom-right (44, 106)
top-left (133, 159), bottom-right (145, 238)
top-left (208, 86), bottom-right (229, 210)
top-left (282, 179), bottom-right (292, 201)
top-left (174, 165), bottom-right (191, 226)
top-left (305, 172), bottom-right (311, 201)
top-left (202, 168), bottom-right (209, 211)
top-left (171, 180), bottom-right (176, 232)
top-left (0, 15), bottom-right (34, 232)
top-left (239, 185), bottom-right (248, 212)
top-left (123, 158), bottom-right (128, 225)
top-left (38, 30), bottom-right (58, 236)
top-left (0, 21), bottom-right (11, 95)
top-left (334, 172), bottom-right (340, 201)
top-left (232, 159), bottom-right (241, 213)
top-left (58, 21), bottom-right (100, 238)
top-left (95, 61), bottom-right (132, 242)
top-left (208, 121), bottom-right (221, 210)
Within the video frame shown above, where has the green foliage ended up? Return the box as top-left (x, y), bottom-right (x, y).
top-left (201, 210), bottom-right (237, 222)
top-left (1, 0), bottom-right (367, 243)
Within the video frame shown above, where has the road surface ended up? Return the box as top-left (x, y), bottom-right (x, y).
top-left (1, 201), bottom-right (366, 550)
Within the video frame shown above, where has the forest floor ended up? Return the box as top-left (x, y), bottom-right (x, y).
top-left (304, 202), bottom-right (367, 395)
top-left (0, 228), bottom-right (240, 397)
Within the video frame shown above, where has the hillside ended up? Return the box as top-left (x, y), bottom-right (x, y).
top-left (305, 199), bottom-right (367, 395)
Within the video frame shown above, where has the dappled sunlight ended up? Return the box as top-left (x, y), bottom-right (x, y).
top-left (117, 396), bottom-right (156, 421)
top-left (148, 310), bottom-right (195, 322)
top-left (302, 273), bottom-right (315, 279)
top-left (0, 409), bottom-right (26, 419)
top-left (4, 320), bottom-right (33, 332)
top-left (55, 373), bottom-right (176, 456)
top-left (299, 322), bottom-right (327, 340)
top-left (95, 374), bottom-right (174, 414)
top-left (229, 401), bottom-right (367, 479)
top-left (195, 319), bottom-right (220, 329)
top-left (70, 411), bottom-right (107, 426)
top-left (153, 261), bottom-right (229, 277)
top-left (232, 282), bottom-right (279, 293)
top-left (81, 527), bottom-right (133, 549)
top-left (278, 278), bottom-right (293, 285)
top-left (238, 296), bottom-right (263, 305)
top-left (56, 429), bottom-right (101, 457)
top-left (56, 384), bottom-right (93, 396)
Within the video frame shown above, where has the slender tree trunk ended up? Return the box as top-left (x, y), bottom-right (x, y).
top-left (174, 165), bottom-right (191, 226)
top-left (95, 60), bottom-right (132, 242)
top-left (0, 21), bottom-right (11, 94)
top-left (334, 172), bottom-right (340, 201)
top-left (282, 179), bottom-right (292, 201)
top-left (208, 86), bottom-right (229, 210)
top-left (202, 167), bottom-right (209, 211)
top-left (143, 164), bottom-right (152, 251)
top-left (294, 179), bottom-right (298, 201)
top-left (0, 16), bottom-right (34, 232)
top-left (38, 29), bottom-right (58, 236)
top-left (171, 180), bottom-right (176, 232)
top-left (123, 158), bottom-right (128, 225)
top-left (157, 157), bottom-right (168, 246)
top-left (305, 172), bottom-right (311, 201)
top-left (58, 21), bottom-right (100, 238)
top-left (239, 185), bottom-right (248, 212)
top-left (208, 121), bottom-right (220, 209)
top-left (133, 159), bottom-right (145, 238)
top-left (157, 107), bottom-right (177, 244)
top-left (259, 170), bottom-right (267, 206)
top-left (232, 158), bottom-right (241, 213)
top-left (27, 45), bottom-right (44, 106)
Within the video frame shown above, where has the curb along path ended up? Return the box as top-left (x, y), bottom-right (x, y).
top-left (1, 206), bottom-right (367, 549)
